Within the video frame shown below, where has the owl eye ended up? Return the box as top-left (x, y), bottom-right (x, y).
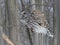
top-left (38, 23), bottom-right (41, 25)
top-left (24, 12), bottom-right (26, 14)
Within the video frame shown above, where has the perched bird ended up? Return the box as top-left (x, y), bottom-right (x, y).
top-left (20, 10), bottom-right (53, 38)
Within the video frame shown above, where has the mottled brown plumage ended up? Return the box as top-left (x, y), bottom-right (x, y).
top-left (21, 10), bottom-right (49, 28)
top-left (31, 10), bottom-right (49, 28)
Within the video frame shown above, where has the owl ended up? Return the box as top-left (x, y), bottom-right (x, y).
top-left (31, 10), bottom-right (49, 28)
top-left (21, 10), bottom-right (49, 28)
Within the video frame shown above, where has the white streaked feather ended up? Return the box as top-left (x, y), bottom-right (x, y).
top-left (20, 19), bottom-right (54, 38)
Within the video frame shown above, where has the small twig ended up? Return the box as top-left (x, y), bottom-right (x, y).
top-left (2, 32), bottom-right (14, 45)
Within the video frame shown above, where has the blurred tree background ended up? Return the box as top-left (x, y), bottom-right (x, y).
top-left (0, 0), bottom-right (58, 45)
